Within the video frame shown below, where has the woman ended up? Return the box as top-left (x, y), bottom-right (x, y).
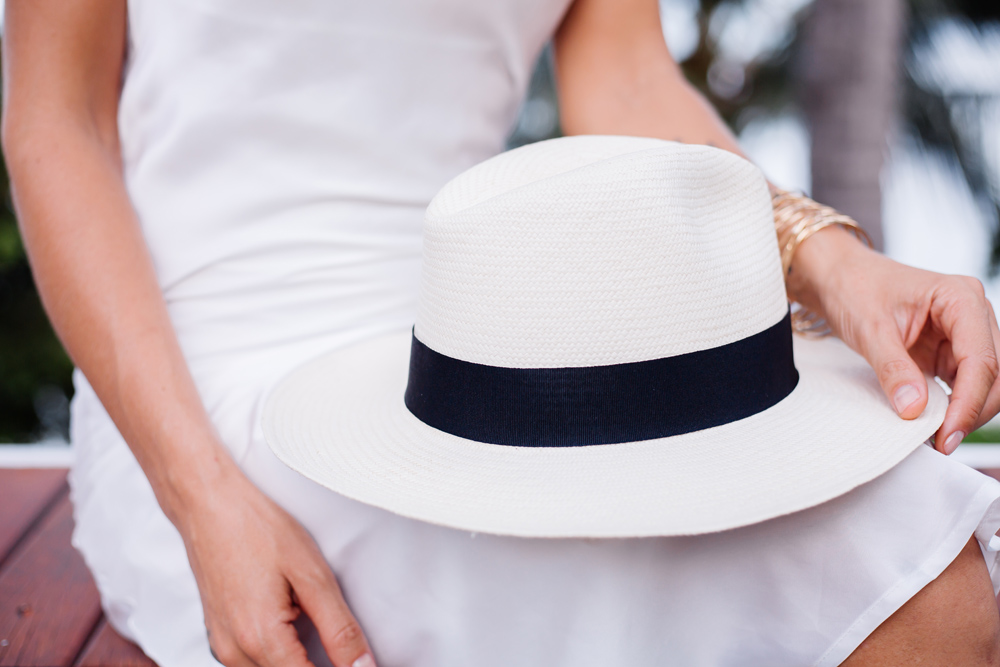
top-left (4, 0), bottom-right (1000, 665)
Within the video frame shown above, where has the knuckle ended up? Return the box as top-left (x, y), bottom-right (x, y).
top-left (985, 352), bottom-right (1000, 380)
top-left (961, 275), bottom-right (987, 298)
top-left (262, 637), bottom-right (308, 666)
top-left (878, 358), bottom-right (912, 385)
top-left (234, 627), bottom-right (264, 660)
top-left (302, 562), bottom-right (333, 587)
top-left (962, 408), bottom-right (983, 429)
top-left (331, 619), bottom-right (364, 648)
top-left (974, 344), bottom-right (1000, 380)
top-left (210, 638), bottom-right (241, 666)
top-left (955, 400), bottom-right (983, 426)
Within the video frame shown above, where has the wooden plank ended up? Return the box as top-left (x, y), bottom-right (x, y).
top-left (74, 619), bottom-right (156, 667)
top-left (0, 492), bottom-right (102, 667)
top-left (0, 465), bottom-right (996, 664)
top-left (0, 469), bottom-right (69, 566)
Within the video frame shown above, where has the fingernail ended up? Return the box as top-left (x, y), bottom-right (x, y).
top-left (943, 431), bottom-right (966, 455)
top-left (893, 384), bottom-right (920, 414)
top-left (353, 654), bottom-right (376, 667)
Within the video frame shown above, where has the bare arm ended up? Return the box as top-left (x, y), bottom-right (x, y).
top-left (554, 0), bottom-right (1000, 451)
top-left (2, 3), bottom-right (374, 666)
top-left (554, 0), bottom-right (742, 154)
top-left (2, 0), bottom-right (226, 529)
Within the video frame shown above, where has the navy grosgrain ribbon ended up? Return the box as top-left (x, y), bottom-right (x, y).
top-left (403, 311), bottom-right (799, 447)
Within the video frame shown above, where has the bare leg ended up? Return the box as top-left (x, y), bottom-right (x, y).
top-left (841, 537), bottom-right (1000, 666)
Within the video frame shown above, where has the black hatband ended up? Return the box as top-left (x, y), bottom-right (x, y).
top-left (404, 312), bottom-right (798, 447)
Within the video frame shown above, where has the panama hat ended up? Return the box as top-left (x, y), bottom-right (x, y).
top-left (262, 135), bottom-right (947, 538)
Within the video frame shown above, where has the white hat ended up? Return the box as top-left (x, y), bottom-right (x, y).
top-left (262, 135), bottom-right (946, 538)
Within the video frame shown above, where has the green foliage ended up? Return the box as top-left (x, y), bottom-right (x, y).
top-left (681, 0), bottom-right (1000, 267)
top-left (677, 0), bottom-right (801, 133)
top-left (903, 0), bottom-right (1000, 272)
top-left (0, 217), bottom-right (24, 270)
top-left (962, 426), bottom-right (1000, 444)
top-left (0, 151), bottom-right (74, 443)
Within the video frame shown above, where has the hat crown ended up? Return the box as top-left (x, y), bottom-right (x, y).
top-left (416, 135), bottom-right (787, 368)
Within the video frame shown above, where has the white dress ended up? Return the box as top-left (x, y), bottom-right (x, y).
top-left (69, 1), bottom-right (1000, 665)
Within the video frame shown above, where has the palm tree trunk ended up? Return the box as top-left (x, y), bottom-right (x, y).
top-left (800, 0), bottom-right (906, 251)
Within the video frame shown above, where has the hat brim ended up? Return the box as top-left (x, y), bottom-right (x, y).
top-left (262, 330), bottom-right (947, 538)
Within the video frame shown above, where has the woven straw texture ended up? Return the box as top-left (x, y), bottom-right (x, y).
top-left (418, 136), bottom-right (787, 367)
top-left (263, 331), bottom-right (945, 537)
top-left (263, 136), bottom-right (947, 537)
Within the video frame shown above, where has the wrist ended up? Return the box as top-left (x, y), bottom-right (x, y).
top-left (784, 225), bottom-right (871, 309)
top-left (149, 432), bottom-right (243, 531)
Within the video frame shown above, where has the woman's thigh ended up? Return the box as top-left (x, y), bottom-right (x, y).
top-left (842, 536), bottom-right (1000, 666)
top-left (74, 362), bottom-right (1000, 667)
top-left (241, 422), bottom-right (1000, 667)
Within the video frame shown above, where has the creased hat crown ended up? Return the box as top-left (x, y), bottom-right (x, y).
top-left (416, 135), bottom-right (787, 368)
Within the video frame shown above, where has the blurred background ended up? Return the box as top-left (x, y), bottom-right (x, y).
top-left (1, 0), bottom-right (999, 444)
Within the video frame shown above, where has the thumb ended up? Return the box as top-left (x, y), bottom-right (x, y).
top-left (862, 324), bottom-right (928, 421)
top-left (290, 564), bottom-right (375, 667)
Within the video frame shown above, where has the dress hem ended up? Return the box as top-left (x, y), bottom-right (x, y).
top-left (815, 477), bottom-right (1000, 667)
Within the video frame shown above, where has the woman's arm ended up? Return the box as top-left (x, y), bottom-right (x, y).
top-left (2, 3), bottom-right (374, 666)
top-left (554, 0), bottom-right (1000, 454)
top-left (3, 0), bottom-right (218, 531)
top-left (554, 0), bottom-right (742, 153)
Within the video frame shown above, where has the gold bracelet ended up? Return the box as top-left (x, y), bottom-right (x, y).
top-left (770, 186), bottom-right (873, 337)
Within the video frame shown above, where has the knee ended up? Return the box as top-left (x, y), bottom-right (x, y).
top-left (843, 537), bottom-right (1000, 666)
top-left (963, 603), bottom-right (1000, 665)
top-left (966, 582), bottom-right (1000, 666)
top-left (965, 597), bottom-right (1000, 666)
top-left (940, 539), bottom-right (1000, 666)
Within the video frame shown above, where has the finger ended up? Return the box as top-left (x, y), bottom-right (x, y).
top-left (934, 339), bottom-right (957, 388)
top-left (290, 559), bottom-right (375, 667)
top-left (254, 615), bottom-right (317, 667)
top-left (861, 320), bottom-right (929, 421)
top-left (220, 611), bottom-right (315, 667)
top-left (934, 294), bottom-right (999, 454)
top-left (208, 631), bottom-right (261, 667)
top-left (968, 306), bottom-right (1000, 433)
top-left (975, 374), bottom-right (1000, 434)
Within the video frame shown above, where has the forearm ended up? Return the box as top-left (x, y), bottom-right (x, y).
top-left (554, 0), bottom-right (878, 312)
top-left (558, 72), bottom-right (743, 157)
top-left (554, 0), bottom-right (743, 155)
top-left (5, 120), bottom-right (235, 526)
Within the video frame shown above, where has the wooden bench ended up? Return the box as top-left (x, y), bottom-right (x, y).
top-left (0, 469), bottom-right (155, 667)
top-left (4, 465), bottom-right (1000, 666)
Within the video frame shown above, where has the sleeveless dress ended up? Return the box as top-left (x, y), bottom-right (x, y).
top-left (68, 1), bottom-right (1000, 665)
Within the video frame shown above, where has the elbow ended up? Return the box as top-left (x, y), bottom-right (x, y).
top-left (2, 105), bottom-right (122, 189)
top-left (2, 107), bottom-right (30, 179)
top-left (1, 106), bottom-right (55, 183)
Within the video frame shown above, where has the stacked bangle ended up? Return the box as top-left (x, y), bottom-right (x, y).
top-left (769, 185), bottom-right (873, 337)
